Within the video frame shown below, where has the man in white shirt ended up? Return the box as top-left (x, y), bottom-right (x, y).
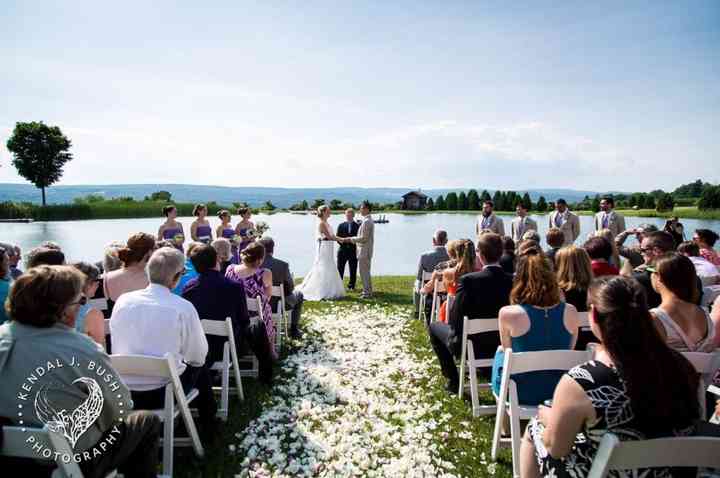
top-left (510, 203), bottom-right (538, 242)
top-left (111, 247), bottom-right (216, 426)
top-left (547, 199), bottom-right (581, 246)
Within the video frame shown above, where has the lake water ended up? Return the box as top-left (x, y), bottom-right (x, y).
top-left (3, 213), bottom-right (720, 276)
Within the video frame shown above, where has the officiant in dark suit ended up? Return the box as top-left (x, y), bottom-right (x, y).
top-left (336, 208), bottom-right (360, 290)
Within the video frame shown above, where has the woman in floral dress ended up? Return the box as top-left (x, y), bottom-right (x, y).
top-left (225, 241), bottom-right (276, 358)
top-left (521, 276), bottom-right (700, 478)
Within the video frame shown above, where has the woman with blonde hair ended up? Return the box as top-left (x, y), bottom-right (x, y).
top-left (422, 239), bottom-right (475, 323)
top-left (491, 248), bottom-right (579, 405)
top-left (555, 246), bottom-right (593, 312)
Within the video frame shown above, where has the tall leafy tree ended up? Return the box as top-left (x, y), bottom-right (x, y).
top-left (426, 197), bottom-right (435, 210)
top-left (467, 189), bottom-right (480, 210)
top-left (458, 191), bottom-right (468, 210)
top-left (492, 190), bottom-right (503, 210)
top-left (6, 121), bottom-right (73, 206)
top-left (536, 196), bottom-right (547, 212)
top-left (655, 193), bottom-right (675, 212)
top-left (446, 192), bottom-right (459, 210)
top-left (521, 192), bottom-right (533, 210)
top-left (591, 195), bottom-right (601, 212)
top-left (435, 195), bottom-right (446, 210)
top-left (480, 190), bottom-right (492, 203)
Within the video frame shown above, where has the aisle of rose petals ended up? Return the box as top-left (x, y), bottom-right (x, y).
top-left (233, 303), bottom-right (459, 478)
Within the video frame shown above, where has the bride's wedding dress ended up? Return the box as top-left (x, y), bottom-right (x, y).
top-left (298, 234), bottom-right (346, 301)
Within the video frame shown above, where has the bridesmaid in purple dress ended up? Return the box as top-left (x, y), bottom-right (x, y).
top-left (190, 204), bottom-right (213, 244)
top-left (225, 242), bottom-right (276, 358)
top-left (235, 206), bottom-right (256, 252)
top-left (157, 205), bottom-right (185, 251)
top-left (216, 210), bottom-right (239, 263)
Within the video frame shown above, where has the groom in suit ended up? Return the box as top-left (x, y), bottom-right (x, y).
top-left (336, 208), bottom-right (360, 290)
top-left (340, 201), bottom-right (375, 298)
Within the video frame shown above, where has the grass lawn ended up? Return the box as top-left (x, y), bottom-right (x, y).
top-left (174, 276), bottom-right (512, 477)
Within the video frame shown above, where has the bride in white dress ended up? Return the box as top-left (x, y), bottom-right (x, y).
top-left (297, 205), bottom-right (346, 301)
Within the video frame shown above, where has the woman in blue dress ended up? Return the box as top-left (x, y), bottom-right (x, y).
top-left (234, 206), bottom-right (256, 253)
top-left (491, 246), bottom-right (579, 405)
top-left (190, 204), bottom-right (213, 244)
top-left (71, 261), bottom-right (106, 349)
top-left (216, 209), bottom-right (239, 263)
top-left (157, 205), bottom-right (185, 251)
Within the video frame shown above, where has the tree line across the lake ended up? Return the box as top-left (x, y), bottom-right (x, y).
top-left (3, 121), bottom-right (720, 221)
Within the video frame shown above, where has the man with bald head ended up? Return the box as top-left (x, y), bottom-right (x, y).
top-left (414, 230), bottom-right (450, 314)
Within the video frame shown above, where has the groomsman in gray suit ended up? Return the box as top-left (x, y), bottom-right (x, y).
top-left (594, 197), bottom-right (626, 237)
top-left (510, 203), bottom-right (537, 242)
top-left (548, 199), bottom-right (581, 245)
top-left (475, 200), bottom-right (505, 236)
top-left (341, 201), bottom-right (375, 298)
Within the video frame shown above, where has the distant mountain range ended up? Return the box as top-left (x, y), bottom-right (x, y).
top-left (0, 183), bottom-right (608, 207)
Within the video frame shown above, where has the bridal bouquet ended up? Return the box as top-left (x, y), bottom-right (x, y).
top-left (247, 221), bottom-right (270, 239)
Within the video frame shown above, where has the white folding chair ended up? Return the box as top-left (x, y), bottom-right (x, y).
top-left (682, 351), bottom-right (720, 418)
top-left (201, 318), bottom-right (245, 421)
top-left (110, 353), bottom-right (204, 477)
top-left (587, 432), bottom-right (720, 478)
top-left (271, 284), bottom-right (288, 348)
top-left (458, 316), bottom-right (499, 417)
top-left (491, 348), bottom-right (590, 478)
top-left (416, 270), bottom-right (434, 321)
top-left (429, 281), bottom-right (446, 323)
top-left (0, 425), bottom-right (84, 478)
top-left (240, 296), bottom-right (263, 378)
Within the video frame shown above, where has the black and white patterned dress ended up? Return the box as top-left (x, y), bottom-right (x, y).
top-left (529, 360), bottom-right (695, 478)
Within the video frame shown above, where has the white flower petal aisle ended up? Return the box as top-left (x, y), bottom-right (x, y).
top-left (234, 303), bottom-right (459, 478)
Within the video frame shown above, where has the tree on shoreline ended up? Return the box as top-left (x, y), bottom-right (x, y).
top-left (6, 121), bottom-right (73, 206)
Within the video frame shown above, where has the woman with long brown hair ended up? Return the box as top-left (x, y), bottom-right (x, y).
top-left (103, 232), bottom-right (156, 302)
top-left (521, 276), bottom-right (700, 478)
top-left (491, 247), bottom-right (579, 405)
top-left (421, 239), bottom-right (475, 323)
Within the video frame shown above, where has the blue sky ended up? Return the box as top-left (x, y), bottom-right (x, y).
top-left (1, 1), bottom-right (718, 191)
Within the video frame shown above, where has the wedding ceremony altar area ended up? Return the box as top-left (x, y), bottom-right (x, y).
top-left (170, 276), bottom-right (512, 478)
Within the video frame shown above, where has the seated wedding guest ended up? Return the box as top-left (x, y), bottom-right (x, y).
top-left (694, 228), bottom-right (720, 266)
top-left (521, 276), bottom-right (700, 478)
top-left (545, 228), bottom-right (565, 266)
top-left (648, 253), bottom-right (716, 352)
top-left (110, 247), bottom-right (217, 428)
top-left (226, 242), bottom-right (276, 358)
top-left (677, 240), bottom-right (720, 285)
top-left (517, 239), bottom-right (541, 257)
top-left (491, 248), bottom-right (579, 405)
top-left (158, 204), bottom-right (185, 251)
top-left (26, 246), bottom-right (65, 268)
top-left (172, 241), bottom-right (202, 295)
top-left (614, 223), bottom-right (658, 269)
top-left (555, 246), bottom-right (592, 313)
top-left (499, 236), bottom-right (516, 274)
top-left (190, 203), bottom-right (213, 244)
top-left (584, 236), bottom-right (619, 276)
top-left (712, 295), bottom-right (720, 349)
top-left (212, 237), bottom-right (233, 272)
top-left (429, 233), bottom-right (512, 393)
top-left (104, 232), bottom-right (155, 303)
top-left (521, 229), bottom-right (541, 244)
top-left (182, 244), bottom-right (274, 384)
top-left (0, 243), bottom-right (22, 279)
top-left (101, 241), bottom-right (125, 274)
top-left (421, 239), bottom-right (475, 324)
top-left (0, 265), bottom-right (161, 477)
top-left (594, 228), bottom-right (621, 268)
top-left (415, 230), bottom-right (450, 312)
top-left (0, 246), bottom-right (10, 324)
top-left (258, 237), bottom-right (304, 339)
top-left (627, 231), bottom-right (702, 309)
top-left (71, 262), bottom-right (106, 349)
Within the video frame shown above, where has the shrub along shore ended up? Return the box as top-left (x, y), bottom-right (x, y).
top-left (1, 199), bottom-right (719, 222)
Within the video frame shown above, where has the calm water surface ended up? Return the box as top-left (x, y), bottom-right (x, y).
top-left (3, 213), bottom-right (720, 276)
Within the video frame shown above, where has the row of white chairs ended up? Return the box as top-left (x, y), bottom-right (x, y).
top-left (457, 314), bottom-right (720, 478)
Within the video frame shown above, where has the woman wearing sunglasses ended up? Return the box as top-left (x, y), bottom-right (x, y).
top-left (72, 261), bottom-right (106, 349)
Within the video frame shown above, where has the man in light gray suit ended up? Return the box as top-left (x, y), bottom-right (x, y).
top-left (510, 204), bottom-right (538, 242)
top-left (414, 230), bottom-right (450, 313)
top-left (341, 201), bottom-right (375, 298)
top-left (475, 200), bottom-right (505, 236)
top-left (594, 197), bottom-right (626, 238)
top-left (548, 198), bottom-right (581, 245)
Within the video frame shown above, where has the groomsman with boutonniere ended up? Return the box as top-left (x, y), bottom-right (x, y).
top-left (594, 197), bottom-right (626, 238)
top-left (548, 199), bottom-right (581, 246)
top-left (510, 203), bottom-right (537, 242)
top-left (475, 200), bottom-right (505, 236)
top-left (336, 208), bottom-right (360, 290)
